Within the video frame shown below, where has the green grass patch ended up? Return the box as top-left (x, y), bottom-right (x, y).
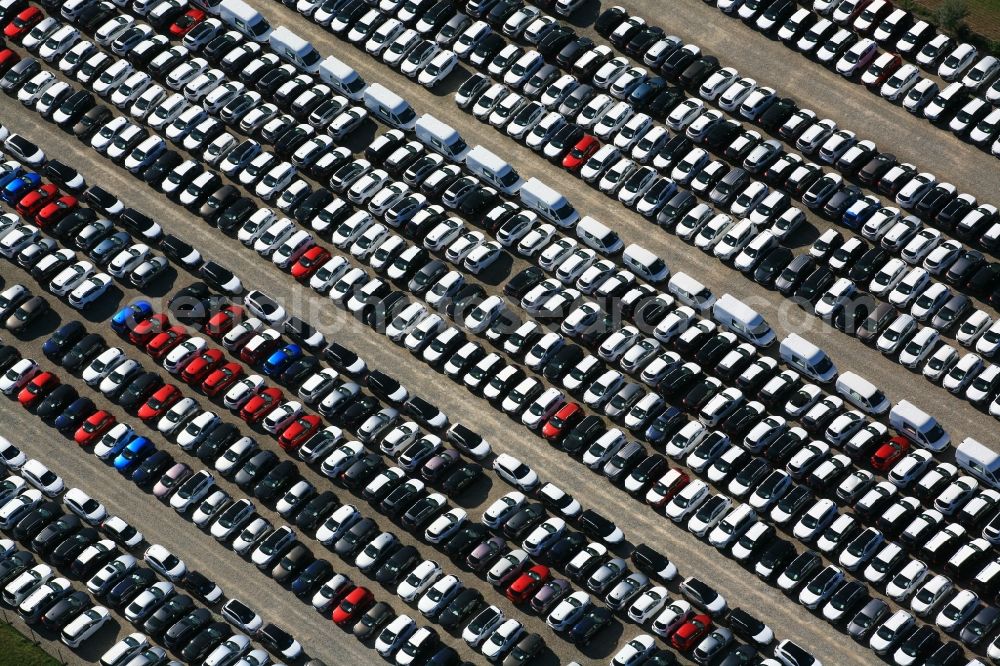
top-left (0, 623), bottom-right (61, 666)
top-left (916, 0), bottom-right (1000, 45)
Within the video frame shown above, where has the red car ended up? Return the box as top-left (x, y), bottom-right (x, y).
top-left (146, 326), bottom-right (188, 361)
top-left (562, 134), bottom-right (599, 171)
top-left (331, 586), bottom-right (373, 626)
top-left (541, 402), bottom-right (583, 441)
top-left (290, 246), bottom-right (331, 280)
top-left (0, 50), bottom-right (20, 77)
top-left (647, 469), bottom-right (690, 508)
top-left (279, 415), bottom-right (321, 451)
top-left (240, 332), bottom-right (279, 365)
top-left (168, 8), bottom-right (205, 36)
top-left (204, 305), bottom-right (243, 339)
top-left (180, 348), bottom-right (224, 385)
top-left (240, 387), bottom-right (283, 424)
top-left (864, 52), bottom-right (902, 89)
top-left (871, 436), bottom-right (910, 472)
top-left (138, 384), bottom-right (182, 421)
top-left (16, 183), bottom-right (58, 218)
top-left (18, 372), bottom-right (59, 408)
top-left (505, 565), bottom-right (550, 604)
top-left (34, 196), bottom-right (77, 228)
top-left (74, 410), bottom-right (115, 446)
top-left (202, 362), bottom-right (243, 397)
top-left (4, 7), bottom-right (43, 41)
top-left (129, 314), bottom-right (170, 346)
top-left (671, 614), bottom-right (712, 650)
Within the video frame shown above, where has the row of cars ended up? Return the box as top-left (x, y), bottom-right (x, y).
top-left (697, 0), bottom-right (1000, 154)
top-left (0, 0), bottom-right (984, 660)
top-left (0, 438), bottom-right (307, 666)
top-left (445, 17), bottom-right (1000, 416)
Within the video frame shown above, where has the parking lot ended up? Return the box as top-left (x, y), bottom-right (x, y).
top-left (0, 0), bottom-right (999, 665)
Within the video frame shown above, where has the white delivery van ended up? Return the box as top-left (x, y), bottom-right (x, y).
top-left (318, 55), bottom-right (367, 101)
top-left (519, 177), bottom-right (579, 228)
top-left (712, 293), bottom-right (775, 347)
top-left (778, 333), bottom-right (837, 383)
top-left (219, 0), bottom-right (271, 39)
top-left (269, 26), bottom-right (322, 73)
top-left (465, 145), bottom-right (522, 194)
top-left (622, 244), bottom-right (669, 283)
top-left (835, 371), bottom-right (890, 415)
top-left (363, 83), bottom-right (418, 130)
top-left (888, 400), bottom-right (950, 452)
top-left (956, 437), bottom-right (1000, 489)
top-left (414, 114), bottom-right (469, 161)
top-left (667, 272), bottom-right (715, 313)
top-left (575, 216), bottom-right (623, 255)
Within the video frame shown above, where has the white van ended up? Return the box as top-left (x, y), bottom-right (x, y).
top-left (622, 244), bottom-right (669, 284)
top-left (519, 178), bottom-right (579, 228)
top-left (318, 55), bottom-right (366, 100)
top-left (363, 83), bottom-right (417, 130)
top-left (712, 293), bottom-right (775, 347)
top-left (888, 400), bottom-right (950, 452)
top-left (414, 114), bottom-right (469, 161)
top-left (219, 0), bottom-right (271, 40)
top-left (778, 333), bottom-right (837, 383)
top-left (835, 371), bottom-right (890, 415)
top-left (575, 216), bottom-right (623, 255)
top-left (269, 26), bottom-right (322, 73)
top-left (465, 145), bottom-right (521, 194)
top-left (667, 272), bottom-right (715, 313)
top-left (956, 437), bottom-right (1000, 489)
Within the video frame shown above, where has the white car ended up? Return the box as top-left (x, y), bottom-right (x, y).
top-left (886, 559), bottom-right (929, 601)
top-left (418, 49), bottom-right (457, 88)
top-left (143, 543), bottom-right (187, 581)
top-left (397, 559), bottom-right (443, 602)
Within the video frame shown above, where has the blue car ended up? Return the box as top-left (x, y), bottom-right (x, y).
top-left (114, 437), bottom-right (154, 474)
top-left (1, 172), bottom-right (41, 204)
top-left (43, 321), bottom-right (85, 361)
top-left (53, 397), bottom-right (96, 434)
top-left (132, 449), bottom-right (172, 486)
top-left (262, 344), bottom-right (302, 377)
top-left (110, 301), bottom-right (153, 335)
top-left (0, 166), bottom-right (24, 192)
top-left (645, 406), bottom-right (683, 447)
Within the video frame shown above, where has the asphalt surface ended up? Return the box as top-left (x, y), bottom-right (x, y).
top-left (0, 0), bottom-right (997, 664)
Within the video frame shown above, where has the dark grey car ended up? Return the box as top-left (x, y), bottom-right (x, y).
top-left (846, 598), bottom-right (889, 642)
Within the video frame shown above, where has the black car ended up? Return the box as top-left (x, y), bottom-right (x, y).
top-left (118, 372), bottom-right (162, 412)
top-left (758, 97), bottom-right (797, 131)
top-left (32, 514), bottom-right (82, 556)
top-left (775, 255), bottom-right (817, 297)
top-left (61, 333), bottom-right (105, 373)
top-left (438, 588), bottom-right (482, 630)
top-left (50, 527), bottom-right (98, 568)
top-left (106, 568), bottom-right (157, 607)
top-left (569, 607), bottom-right (612, 646)
top-left (595, 5), bottom-right (629, 37)
top-left (441, 524), bottom-right (489, 560)
top-left (12, 502), bottom-right (62, 542)
top-left (36, 385), bottom-right (78, 422)
top-left (39, 590), bottom-right (89, 631)
top-left (754, 246), bottom-right (794, 287)
top-left (755, 539), bottom-right (796, 581)
top-left (556, 36), bottom-right (594, 70)
top-left (132, 450), bottom-right (173, 487)
top-left (504, 266), bottom-right (545, 300)
top-left (144, 595), bottom-right (194, 637)
top-left (234, 450), bottom-right (279, 489)
top-left (163, 607), bottom-right (213, 650)
top-left (375, 545), bottom-right (420, 584)
top-left (180, 621), bottom-right (231, 663)
top-left (272, 543), bottom-right (314, 585)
